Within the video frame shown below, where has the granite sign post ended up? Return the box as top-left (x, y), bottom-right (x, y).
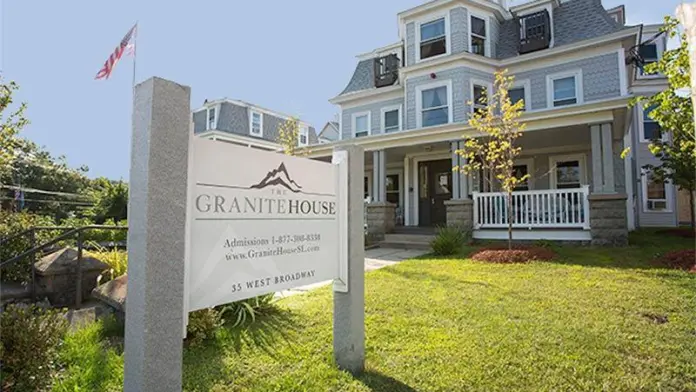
top-left (124, 77), bottom-right (364, 391)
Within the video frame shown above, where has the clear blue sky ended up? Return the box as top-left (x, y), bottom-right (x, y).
top-left (0, 0), bottom-right (683, 180)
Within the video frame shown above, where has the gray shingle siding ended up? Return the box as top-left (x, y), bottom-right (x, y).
top-left (496, 19), bottom-right (519, 59)
top-left (340, 60), bottom-right (374, 95)
top-left (341, 97), bottom-right (404, 139)
top-left (193, 111), bottom-right (206, 134)
top-left (553, 0), bottom-right (622, 48)
top-left (512, 52), bottom-right (620, 110)
top-left (406, 22), bottom-right (416, 67)
top-left (405, 67), bottom-right (494, 130)
top-left (218, 102), bottom-right (248, 135)
top-left (450, 8), bottom-right (468, 55)
top-left (489, 16), bottom-right (500, 58)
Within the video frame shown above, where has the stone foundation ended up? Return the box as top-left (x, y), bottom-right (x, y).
top-left (444, 199), bottom-right (474, 231)
top-left (589, 194), bottom-right (628, 246)
top-left (366, 202), bottom-right (396, 242)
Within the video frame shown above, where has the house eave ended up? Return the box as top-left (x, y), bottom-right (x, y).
top-left (329, 85), bottom-right (403, 105)
top-left (196, 130), bottom-right (283, 150)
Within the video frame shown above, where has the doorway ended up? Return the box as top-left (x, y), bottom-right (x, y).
top-left (418, 159), bottom-right (452, 227)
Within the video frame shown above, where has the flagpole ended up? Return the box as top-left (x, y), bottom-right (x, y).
top-left (132, 22), bottom-right (138, 91)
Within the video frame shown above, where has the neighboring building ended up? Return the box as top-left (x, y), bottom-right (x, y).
top-left (318, 121), bottom-right (340, 143)
top-left (305, 0), bottom-right (681, 245)
top-left (193, 99), bottom-right (317, 151)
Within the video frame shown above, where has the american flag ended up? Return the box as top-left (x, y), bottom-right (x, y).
top-left (95, 24), bottom-right (137, 80)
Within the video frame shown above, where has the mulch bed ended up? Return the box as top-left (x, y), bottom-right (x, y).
top-left (657, 228), bottom-right (696, 239)
top-left (655, 249), bottom-right (696, 273)
top-left (470, 246), bottom-right (556, 264)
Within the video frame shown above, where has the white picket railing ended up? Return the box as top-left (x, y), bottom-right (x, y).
top-left (472, 186), bottom-right (591, 230)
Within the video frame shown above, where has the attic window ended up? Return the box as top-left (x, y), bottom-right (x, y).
top-left (639, 44), bottom-right (659, 75)
top-left (519, 10), bottom-right (551, 54)
top-left (207, 107), bottom-right (216, 130)
top-left (420, 18), bottom-right (447, 60)
top-left (299, 126), bottom-right (309, 146)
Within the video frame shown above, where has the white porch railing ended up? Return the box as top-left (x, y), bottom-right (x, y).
top-left (472, 186), bottom-right (591, 230)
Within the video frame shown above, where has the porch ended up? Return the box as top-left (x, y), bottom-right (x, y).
top-left (359, 122), bottom-right (629, 245)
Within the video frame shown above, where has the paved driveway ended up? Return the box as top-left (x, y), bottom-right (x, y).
top-left (275, 248), bottom-right (428, 299)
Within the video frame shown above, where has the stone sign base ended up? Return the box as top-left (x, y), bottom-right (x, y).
top-left (589, 194), bottom-right (629, 246)
top-left (366, 202), bottom-right (396, 242)
top-left (444, 199), bottom-right (474, 230)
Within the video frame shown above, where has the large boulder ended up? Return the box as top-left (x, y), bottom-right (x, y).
top-left (34, 247), bottom-right (109, 307)
top-left (92, 274), bottom-right (127, 314)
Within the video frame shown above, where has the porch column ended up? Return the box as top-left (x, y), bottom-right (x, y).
top-left (366, 149), bottom-right (395, 243)
top-left (589, 123), bottom-right (628, 246)
top-left (446, 140), bottom-right (474, 230)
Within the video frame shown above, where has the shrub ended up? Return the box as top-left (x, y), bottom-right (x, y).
top-left (0, 304), bottom-right (69, 391)
top-left (0, 211), bottom-right (57, 282)
top-left (431, 226), bottom-right (470, 256)
top-left (88, 245), bottom-right (128, 284)
top-left (186, 308), bottom-right (224, 346)
top-left (471, 246), bottom-right (556, 264)
top-left (218, 293), bottom-right (275, 327)
top-left (656, 249), bottom-right (696, 272)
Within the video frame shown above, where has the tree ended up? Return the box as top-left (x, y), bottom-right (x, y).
top-left (456, 70), bottom-right (527, 249)
top-left (0, 76), bottom-right (28, 176)
top-left (634, 16), bottom-right (696, 229)
top-left (277, 117), bottom-right (301, 156)
top-left (84, 178), bottom-right (128, 223)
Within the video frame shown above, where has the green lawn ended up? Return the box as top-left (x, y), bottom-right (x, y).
top-left (59, 231), bottom-right (696, 391)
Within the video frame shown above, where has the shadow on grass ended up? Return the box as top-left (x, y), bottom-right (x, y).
top-left (227, 307), bottom-right (299, 358)
top-left (356, 370), bottom-right (420, 392)
top-left (381, 266), bottom-right (495, 289)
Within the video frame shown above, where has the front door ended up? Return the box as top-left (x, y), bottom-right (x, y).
top-left (418, 159), bottom-right (452, 227)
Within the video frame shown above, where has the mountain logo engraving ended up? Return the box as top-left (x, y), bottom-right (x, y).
top-left (249, 162), bottom-right (303, 193)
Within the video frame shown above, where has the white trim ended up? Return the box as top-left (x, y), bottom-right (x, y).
top-left (204, 104), bottom-right (220, 131)
top-left (549, 153), bottom-right (588, 189)
top-left (298, 125), bottom-right (309, 147)
top-left (249, 110), bottom-right (263, 137)
top-left (196, 130), bottom-right (282, 151)
top-left (617, 49), bottom-right (628, 96)
top-left (546, 69), bottom-right (584, 109)
top-left (334, 86), bottom-right (404, 108)
top-left (351, 111), bottom-right (371, 138)
top-left (641, 170), bottom-right (673, 213)
top-left (636, 33), bottom-right (666, 80)
top-left (356, 41), bottom-right (403, 61)
top-left (385, 168), bottom-right (405, 208)
top-left (467, 11), bottom-right (490, 57)
top-left (410, 151), bottom-right (451, 226)
top-left (193, 99), bottom-right (311, 128)
top-left (380, 104), bottom-right (403, 133)
top-left (469, 78), bottom-right (494, 114)
top-left (338, 109), bottom-right (344, 141)
top-left (510, 79), bottom-right (532, 111)
top-left (404, 156), bottom-right (411, 225)
top-left (415, 79), bottom-right (453, 129)
top-left (474, 229), bottom-right (591, 241)
top-left (623, 131), bottom-right (636, 230)
top-left (415, 12), bottom-right (451, 63)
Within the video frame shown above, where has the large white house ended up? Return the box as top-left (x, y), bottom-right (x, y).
top-left (305, 0), bottom-right (679, 245)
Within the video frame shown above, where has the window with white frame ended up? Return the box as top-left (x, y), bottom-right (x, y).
top-left (641, 105), bottom-right (662, 142)
top-left (250, 111), bottom-right (263, 136)
top-left (207, 107), bottom-right (216, 130)
top-left (548, 71), bottom-right (581, 107)
top-left (509, 87), bottom-right (526, 110)
top-left (353, 112), bottom-right (370, 138)
top-left (420, 84), bottom-right (450, 127)
top-left (419, 17), bottom-right (447, 60)
top-left (643, 172), bottom-right (670, 211)
top-left (472, 82), bottom-right (489, 115)
top-left (550, 155), bottom-right (584, 189)
top-left (382, 106), bottom-right (401, 133)
top-left (470, 16), bottom-right (487, 56)
top-left (298, 126), bottom-right (309, 146)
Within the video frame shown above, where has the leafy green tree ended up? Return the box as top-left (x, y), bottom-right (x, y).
top-left (277, 117), bottom-right (301, 156)
top-left (634, 16), bottom-right (696, 228)
top-left (85, 178), bottom-right (128, 223)
top-left (457, 70), bottom-right (527, 249)
top-left (0, 76), bottom-right (28, 177)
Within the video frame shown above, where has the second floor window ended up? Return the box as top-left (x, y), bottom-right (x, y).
top-left (552, 76), bottom-right (577, 107)
top-left (383, 107), bottom-right (400, 133)
top-left (470, 16), bottom-right (487, 56)
top-left (250, 111), bottom-right (262, 136)
top-left (642, 106), bottom-right (662, 142)
top-left (509, 87), bottom-right (526, 110)
top-left (420, 18), bottom-right (446, 60)
top-left (207, 107), bottom-right (216, 130)
top-left (421, 85), bottom-right (449, 127)
top-left (354, 113), bottom-right (370, 138)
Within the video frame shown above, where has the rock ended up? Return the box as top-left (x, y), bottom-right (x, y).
top-left (34, 247), bottom-right (110, 307)
top-left (92, 274), bottom-right (127, 314)
top-left (64, 300), bottom-right (115, 331)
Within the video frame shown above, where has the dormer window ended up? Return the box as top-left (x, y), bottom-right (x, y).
top-left (299, 126), bottom-right (309, 146)
top-left (639, 44), bottom-right (659, 75)
top-left (470, 16), bottom-right (487, 56)
top-left (207, 107), bottom-right (216, 130)
top-left (519, 10), bottom-right (551, 54)
top-left (374, 54), bottom-right (400, 88)
top-left (419, 18), bottom-right (447, 60)
top-left (250, 110), bottom-right (263, 136)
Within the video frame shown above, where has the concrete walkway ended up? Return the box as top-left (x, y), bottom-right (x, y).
top-left (275, 248), bottom-right (428, 299)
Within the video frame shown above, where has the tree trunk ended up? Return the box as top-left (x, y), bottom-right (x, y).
top-left (507, 191), bottom-right (513, 250)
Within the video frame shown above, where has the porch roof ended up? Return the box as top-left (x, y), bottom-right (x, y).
top-left (303, 96), bottom-right (629, 158)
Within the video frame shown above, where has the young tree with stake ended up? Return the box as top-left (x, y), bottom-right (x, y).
top-left (456, 70), bottom-right (527, 249)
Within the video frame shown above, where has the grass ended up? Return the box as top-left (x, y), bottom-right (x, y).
top-left (58, 230), bottom-right (696, 391)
